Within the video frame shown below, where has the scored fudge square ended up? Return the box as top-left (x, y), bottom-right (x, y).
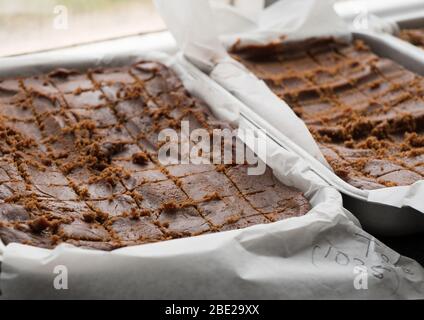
top-left (376, 87), bottom-right (410, 105)
top-left (86, 180), bottom-right (126, 200)
top-left (394, 98), bottom-right (424, 116)
top-left (107, 143), bottom-right (143, 160)
top-left (64, 90), bottom-right (107, 109)
top-left (91, 68), bottom-right (136, 84)
top-left (22, 76), bottom-right (59, 96)
top-left (0, 225), bottom-right (54, 248)
top-left (362, 159), bottom-right (404, 178)
top-left (31, 94), bottom-right (64, 115)
top-left (0, 203), bottom-right (31, 222)
top-left (4, 120), bottom-right (44, 144)
top-left (312, 70), bottom-right (344, 87)
top-left (109, 216), bottom-right (163, 241)
top-left (414, 165), bottom-right (424, 176)
top-left (96, 126), bottom-right (133, 142)
top-left (0, 158), bottom-right (22, 182)
top-left (41, 113), bottom-right (71, 136)
top-left (226, 165), bottom-right (276, 195)
top-left (48, 69), bottom-right (94, 93)
top-left (58, 220), bottom-right (111, 242)
top-left (0, 167), bottom-right (10, 183)
top-left (180, 170), bottom-right (238, 201)
top-left (166, 164), bottom-right (215, 178)
top-left (330, 145), bottom-right (373, 160)
top-left (36, 200), bottom-right (92, 220)
top-left (263, 197), bottom-right (311, 221)
top-left (88, 194), bottom-right (138, 217)
top-left (67, 167), bottom-right (95, 184)
top-left (245, 185), bottom-right (309, 214)
top-left (134, 138), bottom-right (158, 154)
top-left (198, 195), bottom-right (259, 226)
top-left (124, 114), bottom-right (156, 138)
top-left (0, 79), bottom-right (22, 96)
top-left (280, 76), bottom-right (312, 90)
top-left (346, 177), bottom-right (386, 190)
top-left (115, 97), bottom-right (148, 120)
top-left (250, 59), bottom-right (292, 77)
top-left (336, 89), bottom-right (371, 108)
top-left (112, 159), bottom-right (156, 172)
top-left (70, 107), bottom-right (117, 128)
top-left (220, 214), bottom-right (270, 232)
top-left (0, 181), bottom-right (29, 200)
top-left (289, 86), bottom-right (322, 103)
top-left (100, 82), bottom-right (127, 102)
top-left (297, 99), bottom-right (336, 118)
top-left (0, 103), bottom-right (34, 121)
top-left (131, 62), bottom-right (160, 81)
top-left (25, 164), bottom-right (69, 186)
top-left (135, 180), bottom-right (188, 210)
top-left (358, 80), bottom-right (393, 99)
top-left (0, 96), bottom-right (22, 110)
top-left (122, 169), bottom-right (167, 190)
top-left (345, 66), bottom-right (380, 87)
top-left (158, 206), bottom-right (210, 235)
top-left (143, 75), bottom-right (173, 97)
top-left (378, 170), bottom-right (423, 186)
top-left (31, 184), bottom-right (78, 201)
top-left (65, 240), bottom-right (118, 251)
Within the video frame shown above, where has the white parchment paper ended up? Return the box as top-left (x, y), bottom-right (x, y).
top-left (155, 0), bottom-right (424, 215)
top-left (0, 50), bottom-right (423, 299)
top-left (155, 0), bottom-right (331, 167)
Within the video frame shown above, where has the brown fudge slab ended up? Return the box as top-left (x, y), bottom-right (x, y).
top-left (0, 60), bottom-right (310, 250)
top-left (398, 28), bottom-right (424, 50)
top-left (232, 38), bottom-right (424, 190)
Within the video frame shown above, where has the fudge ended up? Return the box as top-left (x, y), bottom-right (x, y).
top-left (232, 38), bottom-right (424, 190)
top-left (0, 61), bottom-right (310, 250)
top-left (398, 28), bottom-right (424, 50)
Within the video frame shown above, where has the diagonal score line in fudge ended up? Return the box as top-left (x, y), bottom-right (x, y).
top-left (0, 60), bottom-right (310, 251)
top-left (231, 38), bottom-right (424, 190)
top-left (398, 28), bottom-right (424, 50)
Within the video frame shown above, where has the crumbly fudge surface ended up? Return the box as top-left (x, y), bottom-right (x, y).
top-left (399, 28), bottom-right (424, 50)
top-left (0, 61), bottom-right (310, 250)
top-left (232, 38), bottom-right (424, 190)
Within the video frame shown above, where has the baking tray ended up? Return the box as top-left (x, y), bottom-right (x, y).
top-left (328, 4), bottom-right (424, 235)
top-left (339, 30), bottom-right (424, 236)
top-left (207, 30), bottom-right (424, 237)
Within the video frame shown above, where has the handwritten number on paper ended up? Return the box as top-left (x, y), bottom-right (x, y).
top-left (335, 251), bottom-right (350, 266)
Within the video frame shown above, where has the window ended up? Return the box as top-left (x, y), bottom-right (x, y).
top-left (0, 0), bottom-right (164, 56)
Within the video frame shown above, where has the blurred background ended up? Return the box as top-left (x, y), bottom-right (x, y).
top-left (0, 0), bottom-right (163, 56)
top-left (0, 0), bottom-right (401, 57)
